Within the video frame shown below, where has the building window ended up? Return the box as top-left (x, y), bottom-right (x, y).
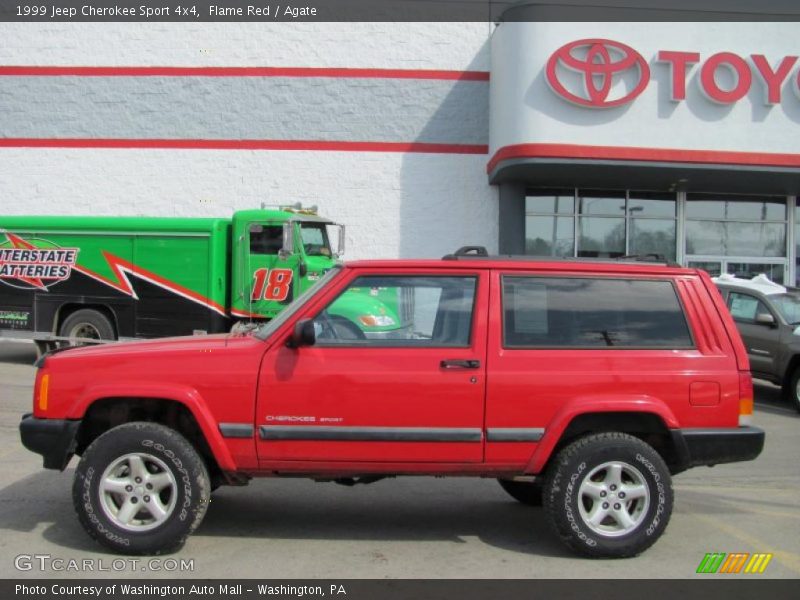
top-left (524, 189), bottom-right (677, 260)
top-left (524, 189), bottom-right (575, 257)
top-left (795, 201), bottom-right (800, 286)
top-left (685, 194), bottom-right (786, 258)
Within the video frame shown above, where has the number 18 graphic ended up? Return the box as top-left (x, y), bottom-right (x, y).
top-left (251, 268), bottom-right (293, 301)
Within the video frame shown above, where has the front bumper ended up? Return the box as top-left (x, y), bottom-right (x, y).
top-left (19, 413), bottom-right (80, 470)
top-left (671, 426), bottom-right (765, 471)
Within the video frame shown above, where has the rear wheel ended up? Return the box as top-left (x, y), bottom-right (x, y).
top-left (785, 368), bottom-right (800, 413)
top-left (543, 432), bottom-right (673, 558)
top-left (497, 479), bottom-right (543, 506)
top-left (73, 422), bottom-right (210, 555)
top-left (59, 309), bottom-right (115, 345)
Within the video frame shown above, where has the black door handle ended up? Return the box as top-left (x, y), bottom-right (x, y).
top-left (440, 359), bottom-right (481, 369)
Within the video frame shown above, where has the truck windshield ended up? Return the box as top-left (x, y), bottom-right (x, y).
top-left (300, 223), bottom-right (332, 257)
top-left (771, 293), bottom-right (800, 325)
top-left (254, 266), bottom-right (342, 340)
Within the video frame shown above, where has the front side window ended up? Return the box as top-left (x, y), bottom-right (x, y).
top-left (728, 292), bottom-right (772, 323)
top-left (313, 276), bottom-right (477, 347)
top-left (255, 266), bottom-right (342, 340)
top-left (770, 293), bottom-right (800, 325)
top-left (249, 224), bottom-right (283, 255)
top-left (502, 276), bottom-right (693, 349)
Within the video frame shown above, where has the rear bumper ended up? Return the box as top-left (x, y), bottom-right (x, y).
top-left (19, 413), bottom-right (80, 470)
top-left (671, 426), bottom-right (765, 470)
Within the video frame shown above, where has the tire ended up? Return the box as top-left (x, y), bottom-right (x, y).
top-left (59, 309), bottom-right (115, 345)
top-left (785, 368), bottom-right (800, 413)
top-left (497, 479), bottom-right (543, 506)
top-left (543, 432), bottom-right (673, 558)
top-left (73, 422), bottom-right (211, 555)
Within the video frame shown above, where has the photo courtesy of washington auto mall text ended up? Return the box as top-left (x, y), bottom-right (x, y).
top-left (15, 583), bottom-right (348, 598)
top-left (1, 0), bottom-right (799, 599)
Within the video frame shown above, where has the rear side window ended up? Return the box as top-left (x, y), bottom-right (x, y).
top-left (502, 276), bottom-right (693, 349)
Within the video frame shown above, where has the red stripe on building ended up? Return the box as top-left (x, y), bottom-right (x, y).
top-left (487, 143), bottom-right (800, 173)
top-left (0, 66), bottom-right (490, 81)
top-left (0, 138), bottom-right (489, 154)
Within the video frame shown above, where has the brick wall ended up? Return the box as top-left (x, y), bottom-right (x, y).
top-left (0, 23), bottom-right (498, 259)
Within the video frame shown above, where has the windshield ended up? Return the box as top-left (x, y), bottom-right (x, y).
top-left (300, 223), bottom-right (332, 257)
top-left (770, 293), bottom-right (800, 324)
top-left (254, 266), bottom-right (342, 340)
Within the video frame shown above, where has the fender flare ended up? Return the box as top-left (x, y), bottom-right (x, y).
top-left (70, 382), bottom-right (237, 472)
top-left (524, 396), bottom-right (680, 475)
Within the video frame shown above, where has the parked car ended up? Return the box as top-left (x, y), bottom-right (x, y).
top-left (713, 273), bottom-right (800, 413)
top-left (20, 249), bottom-right (764, 558)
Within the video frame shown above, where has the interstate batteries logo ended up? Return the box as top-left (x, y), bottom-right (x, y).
top-left (546, 38), bottom-right (650, 108)
top-left (0, 232), bottom-right (79, 291)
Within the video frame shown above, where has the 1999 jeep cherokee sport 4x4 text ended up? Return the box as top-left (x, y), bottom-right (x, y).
top-left (20, 249), bottom-right (765, 558)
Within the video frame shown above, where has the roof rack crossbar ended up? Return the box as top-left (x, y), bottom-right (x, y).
top-left (443, 246), bottom-right (489, 260)
top-left (441, 246), bottom-right (681, 267)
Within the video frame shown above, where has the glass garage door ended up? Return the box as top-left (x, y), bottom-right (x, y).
top-left (686, 259), bottom-right (787, 284)
top-left (685, 194), bottom-right (788, 285)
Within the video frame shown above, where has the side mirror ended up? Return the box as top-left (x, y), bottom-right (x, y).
top-left (755, 313), bottom-right (776, 327)
top-left (328, 223), bottom-right (345, 258)
top-left (288, 318), bottom-right (316, 348)
top-left (279, 222), bottom-right (294, 259)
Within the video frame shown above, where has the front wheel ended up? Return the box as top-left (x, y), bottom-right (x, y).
top-left (543, 432), bottom-right (673, 558)
top-left (73, 422), bottom-right (210, 555)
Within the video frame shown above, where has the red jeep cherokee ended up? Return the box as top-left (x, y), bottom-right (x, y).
top-left (20, 250), bottom-right (764, 557)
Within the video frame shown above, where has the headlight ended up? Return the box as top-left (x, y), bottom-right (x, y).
top-left (357, 315), bottom-right (396, 327)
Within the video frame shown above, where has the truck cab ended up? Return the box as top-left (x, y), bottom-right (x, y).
top-left (230, 207), bottom-right (344, 320)
top-left (232, 207), bottom-right (407, 338)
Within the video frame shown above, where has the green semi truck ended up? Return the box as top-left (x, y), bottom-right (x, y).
top-left (0, 206), bottom-right (406, 352)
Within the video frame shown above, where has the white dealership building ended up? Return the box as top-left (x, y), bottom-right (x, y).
top-left (1, 2), bottom-right (799, 282)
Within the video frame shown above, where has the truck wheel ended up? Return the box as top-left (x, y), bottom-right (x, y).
top-left (497, 479), bottom-right (543, 506)
top-left (73, 422), bottom-right (211, 555)
top-left (59, 309), bottom-right (115, 345)
top-left (543, 432), bottom-right (673, 558)
top-left (785, 368), bottom-right (800, 413)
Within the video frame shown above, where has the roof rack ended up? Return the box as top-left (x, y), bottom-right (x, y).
top-left (442, 246), bottom-right (489, 259)
top-left (442, 246), bottom-right (680, 267)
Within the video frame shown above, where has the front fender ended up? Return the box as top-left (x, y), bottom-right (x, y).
top-left (70, 381), bottom-right (237, 472)
top-left (524, 395), bottom-right (680, 475)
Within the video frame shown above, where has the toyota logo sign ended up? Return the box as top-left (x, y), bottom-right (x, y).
top-left (546, 38), bottom-right (651, 108)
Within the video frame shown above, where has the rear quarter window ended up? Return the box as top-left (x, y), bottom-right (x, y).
top-left (502, 276), bottom-right (694, 349)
